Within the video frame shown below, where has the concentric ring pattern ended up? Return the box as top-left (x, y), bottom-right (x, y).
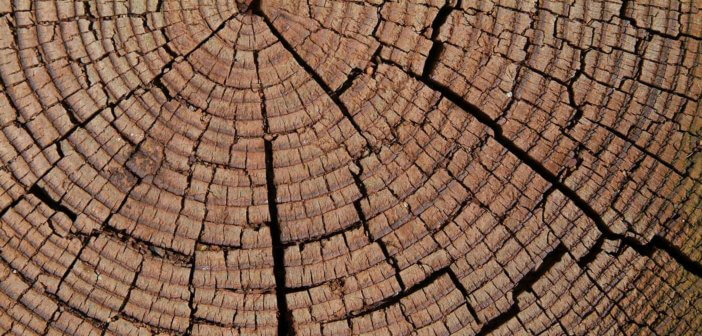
top-left (0, 0), bottom-right (700, 335)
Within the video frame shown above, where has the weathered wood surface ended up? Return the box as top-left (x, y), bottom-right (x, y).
top-left (0, 0), bottom-right (700, 335)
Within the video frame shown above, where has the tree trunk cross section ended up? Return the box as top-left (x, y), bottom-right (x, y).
top-left (0, 1), bottom-right (700, 335)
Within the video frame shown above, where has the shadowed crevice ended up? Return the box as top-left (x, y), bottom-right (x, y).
top-left (247, 0), bottom-right (262, 14)
top-left (27, 184), bottom-right (78, 221)
top-left (475, 244), bottom-right (567, 336)
top-left (256, 9), bottom-right (377, 155)
top-left (255, 50), bottom-right (295, 336)
top-left (632, 236), bottom-right (702, 278)
top-left (447, 269), bottom-right (480, 323)
top-left (263, 138), bottom-right (294, 336)
top-left (422, 0), bottom-right (461, 77)
top-left (380, 58), bottom-right (702, 281)
top-left (333, 68), bottom-right (363, 97)
top-left (349, 159), bottom-right (407, 293)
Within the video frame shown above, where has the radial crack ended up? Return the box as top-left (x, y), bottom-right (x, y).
top-left (254, 50), bottom-right (294, 336)
top-left (422, 0), bottom-right (461, 77)
top-left (381, 59), bottom-right (702, 280)
top-left (257, 10), bottom-right (376, 155)
top-left (475, 244), bottom-right (567, 336)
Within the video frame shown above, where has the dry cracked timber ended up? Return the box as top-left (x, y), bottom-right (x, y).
top-left (0, 0), bottom-right (700, 335)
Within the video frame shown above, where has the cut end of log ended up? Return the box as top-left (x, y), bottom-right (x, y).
top-left (0, 1), bottom-right (700, 336)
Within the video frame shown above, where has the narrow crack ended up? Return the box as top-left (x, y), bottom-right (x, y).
top-left (422, 0), bottom-right (461, 77)
top-left (101, 259), bottom-right (144, 335)
top-left (344, 262), bottom-right (486, 321)
top-left (590, 119), bottom-right (692, 179)
top-left (0, 197), bottom-right (21, 219)
top-left (630, 236), bottom-right (702, 278)
top-left (245, 0), bottom-right (261, 13)
top-left (28, 185), bottom-right (78, 222)
top-left (447, 268), bottom-right (480, 323)
top-left (184, 259), bottom-right (197, 335)
top-left (475, 244), bottom-right (567, 336)
top-left (350, 160), bottom-right (406, 292)
top-left (380, 58), bottom-right (702, 280)
top-left (576, 236), bottom-right (606, 268)
top-left (183, 168), bottom-right (213, 335)
top-left (257, 9), bottom-right (376, 155)
top-left (254, 49), bottom-right (294, 336)
top-left (333, 68), bottom-right (363, 97)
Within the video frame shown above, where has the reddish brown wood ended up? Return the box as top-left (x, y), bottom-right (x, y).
top-left (0, 1), bottom-right (700, 335)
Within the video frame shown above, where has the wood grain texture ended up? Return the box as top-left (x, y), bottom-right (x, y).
top-left (0, 0), bottom-right (700, 335)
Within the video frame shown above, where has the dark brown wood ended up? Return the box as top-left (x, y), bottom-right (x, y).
top-left (0, 1), bottom-right (700, 335)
